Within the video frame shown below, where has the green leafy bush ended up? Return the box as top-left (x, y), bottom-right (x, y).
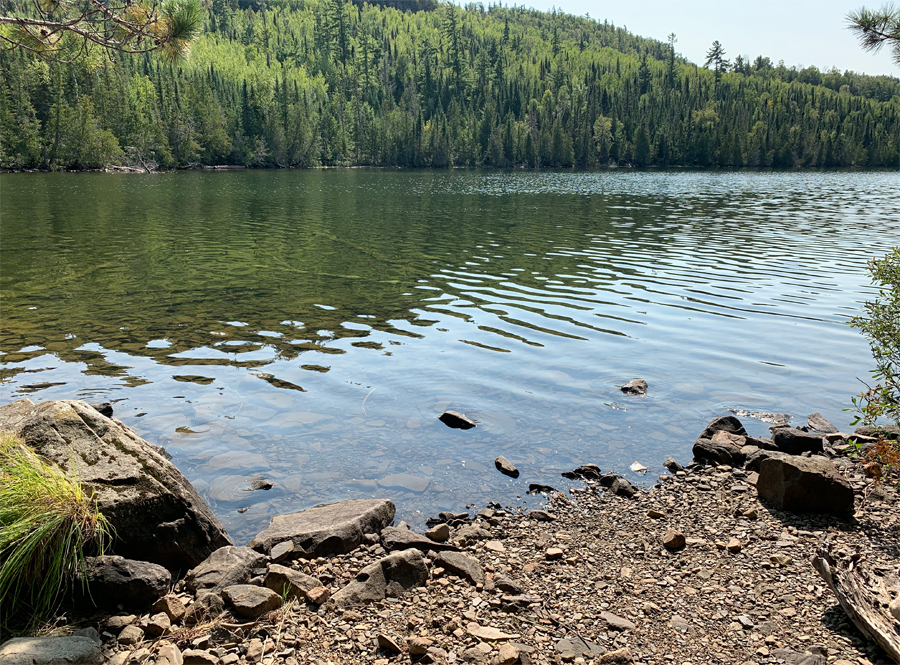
top-left (851, 247), bottom-right (900, 428)
top-left (0, 433), bottom-right (110, 628)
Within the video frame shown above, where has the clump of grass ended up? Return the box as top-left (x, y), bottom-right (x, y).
top-left (0, 432), bottom-right (110, 627)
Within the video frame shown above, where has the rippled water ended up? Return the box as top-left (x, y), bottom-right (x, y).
top-left (1, 170), bottom-right (898, 541)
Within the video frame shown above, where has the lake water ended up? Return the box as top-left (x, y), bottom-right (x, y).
top-left (1, 169), bottom-right (898, 541)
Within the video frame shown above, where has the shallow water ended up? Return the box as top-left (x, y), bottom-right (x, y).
top-left (1, 169), bottom-right (898, 542)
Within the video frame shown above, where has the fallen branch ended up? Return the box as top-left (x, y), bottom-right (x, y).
top-left (811, 544), bottom-right (900, 662)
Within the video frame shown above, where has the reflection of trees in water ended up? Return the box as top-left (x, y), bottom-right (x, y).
top-left (1, 170), bottom-right (897, 378)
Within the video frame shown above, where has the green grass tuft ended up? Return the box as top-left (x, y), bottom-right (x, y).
top-left (0, 433), bottom-right (110, 629)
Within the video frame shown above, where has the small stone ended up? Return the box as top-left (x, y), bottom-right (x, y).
top-left (145, 612), bottom-right (171, 637)
top-left (528, 510), bottom-right (556, 521)
top-left (629, 461), bottom-right (647, 474)
top-left (184, 592), bottom-right (224, 625)
top-left (600, 611), bottom-right (635, 631)
top-left (663, 457), bottom-right (684, 472)
top-left (726, 538), bottom-right (742, 553)
top-left (770, 554), bottom-right (793, 567)
top-left (485, 540), bottom-right (506, 553)
top-left (598, 648), bottom-right (634, 664)
top-left (494, 456), bottom-right (520, 478)
top-left (182, 649), bottom-right (220, 665)
top-left (270, 541), bottom-right (294, 563)
top-left (466, 623), bottom-right (519, 641)
top-left (246, 638), bottom-right (264, 662)
top-left (156, 643), bottom-right (183, 665)
top-left (151, 595), bottom-right (186, 623)
top-left (409, 637), bottom-right (434, 656)
top-left (376, 634), bottom-right (404, 654)
top-left (306, 586), bottom-right (331, 605)
top-left (106, 615), bottom-right (136, 631)
top-left (497, 643), bottom-right (520, 665)
top-left (117, 624), bottom-right (144, 645)
top-left (545, 547), bottom-right (564, 560)
top-left (426, 523), bottom-right (451, 542)
top-left (661, 529), bottom-right (686, 550)
top-left (646, 509), bottom-right (665, 519)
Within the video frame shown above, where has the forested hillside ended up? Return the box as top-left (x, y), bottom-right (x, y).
top-left (1, 0), bottom-right (898, 169)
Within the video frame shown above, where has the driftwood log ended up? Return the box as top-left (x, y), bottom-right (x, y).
top-left (812, 544), bottom-right (900, 663)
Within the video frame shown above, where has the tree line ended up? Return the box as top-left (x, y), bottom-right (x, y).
top-left (1, 0), bottom-right (898, 170)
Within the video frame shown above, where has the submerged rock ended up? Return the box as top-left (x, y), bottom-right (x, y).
top-left (248, 499), bottom-right (395, 558)
top-left (0, 399), bottom-right (231, 571)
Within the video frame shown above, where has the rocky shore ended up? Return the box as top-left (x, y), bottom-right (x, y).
top-left (0, 399), bottom-right (898, 665)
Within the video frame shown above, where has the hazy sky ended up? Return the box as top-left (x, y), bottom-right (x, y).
top-left (484, 0), bottom-right (899, 77)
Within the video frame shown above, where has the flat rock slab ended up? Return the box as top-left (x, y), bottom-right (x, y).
top-left (377, 473), bottom-right (430, 492)
top-left (330, 549), bottom-right (427, 607)
top-left (433, 551), bottom-right (484, 585)
top-left (248, 499), bottom-right (395, 557)
top-left (185, 546), bottom-right (268, 592)
top-left (0, 636), bottom-right (102, 665)
top-left (554, 636), bottom-right (605, 657)
top-left (772, 427), bottom-right (825, 455)
top-left (264, 564), bottom-right (322, 600)
top-left (381, 526), bottom-right (459, 553)
top-left (0, 399), bottom-right (231, 571)
top-left (466, 623), bottom-right (520, 641)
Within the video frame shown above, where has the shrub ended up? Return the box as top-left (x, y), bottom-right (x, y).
top-left (0, 433), bottom-right (110, 628)
top-left (849, 247), bottom-right (900, 476)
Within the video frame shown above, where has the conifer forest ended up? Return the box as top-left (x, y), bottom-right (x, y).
top-left (1, 0), bottom-right (899, 170)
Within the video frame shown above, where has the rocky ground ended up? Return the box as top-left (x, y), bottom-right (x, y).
top-left (54, 446), bottom-right (899, 665)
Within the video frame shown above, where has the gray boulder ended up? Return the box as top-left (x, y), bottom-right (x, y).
top-left (433, 551), bottom-right (484, 585)
top-left (222, 585), bottom-right (282, 619)
top-left (248, 499), bottom-right (395, 557)
top-left (807, 413), bottom-right (838, 434)
top-left (757, 456), bottom-right (854, 517)
top-left (185, 546), bottom-right (268, 593)
top-left (772, 427), bottom-right (824, 455)
top-left (80, 556), bottom-right (170, 610)
top-left (330, 549), bottom-right (428, 607)
top-left (692, 433), bottom-right (745, 466)
top-left (0, 637), bottom-right (102, 665)
top-left (264, 564), bottom-right (322, 601)
top-left (381, 526), bottom-right (459, 553)
top-left (699, 415), bottom-right (747, 440)
top-left (0, 399), bottom-right (230, 571)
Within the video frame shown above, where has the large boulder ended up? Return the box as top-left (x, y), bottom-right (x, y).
top-left (772, 427), bottom-right (824, 455)
top-left (248, 499), bottom-right (395, 558)
top-left (0, 637), bottom-right (102, 665)
top-left (757, 456), bottom-right (855, 517)
top-left (79, 556), bottom-right (170, 610)
top-left (184, 546), bottom-right (268, 593)
top-left (330, 549), bottom-right (428, 607)
top-left (698, 415), bottom-right (747, 440)
top-left (692, 431), bottom-right (746, 466)
top-left (0, 399), bottom-right (231, 571)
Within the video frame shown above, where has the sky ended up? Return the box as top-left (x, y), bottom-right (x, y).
top-left (475, 0), bottom-right (900, 78)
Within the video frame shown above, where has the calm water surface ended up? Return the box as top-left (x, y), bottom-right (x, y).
top-left (1, 170), bottom-right (898, 541)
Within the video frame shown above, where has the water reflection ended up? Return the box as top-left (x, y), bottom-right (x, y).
top-left (1, 170), bottom-right (898, 541)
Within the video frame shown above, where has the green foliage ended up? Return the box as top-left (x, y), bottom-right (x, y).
top-left (851, 247), bottom-right (900, 429)
top-left (0, 433), bottom-right (110, 629)
top-left (847, 4), bottom-right (900, 66)
top-left (0, 0), bottom-right (898, 169)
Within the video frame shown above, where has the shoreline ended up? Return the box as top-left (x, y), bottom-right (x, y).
top-left (1, 400), bottom-right (898, 665)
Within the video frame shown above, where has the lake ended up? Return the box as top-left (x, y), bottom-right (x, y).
top-left (1, 169), bottom-right (898, 541)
